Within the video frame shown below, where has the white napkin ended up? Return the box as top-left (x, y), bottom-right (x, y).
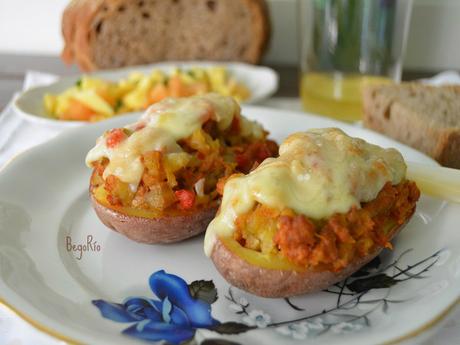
top-left (0, 76), bottom-right (68, 345)
top-left (420, 70), bottom-right (460, 86)
top-left (0, 71), bottom-right (60, 169)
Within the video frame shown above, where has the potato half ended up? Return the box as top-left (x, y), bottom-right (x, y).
top-left (91, 194), bottom-right (217, 244)
top-left (210, 216), bottom-right (411, 298)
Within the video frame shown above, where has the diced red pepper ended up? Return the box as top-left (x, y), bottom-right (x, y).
top-left (230, 115), bottom-right (241, 133)
top-left (106, 128), bottom-right (127, 148)
top-left (256, 144), bottom-right (272, 162)
top-left (235, 153), bottom-right (250, 170)
top-left (174, 189), bottom-right (195, 210)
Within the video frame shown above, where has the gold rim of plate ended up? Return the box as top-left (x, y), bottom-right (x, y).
top-left (0, 296), bottom-right (458, 345)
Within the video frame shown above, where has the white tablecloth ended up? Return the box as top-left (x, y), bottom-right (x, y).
top-left (0, 72), bottom-right (459, 345)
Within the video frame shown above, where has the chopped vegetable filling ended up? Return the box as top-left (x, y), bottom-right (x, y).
top-left (233, 180), bottom-right (420, 271)
top-left (45, 67), bottom-right (251, 122)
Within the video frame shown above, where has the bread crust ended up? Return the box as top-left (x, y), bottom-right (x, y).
top-left (435, 130), bottom-right (460, 168)
top-left (91, 194), bottom-right (217, 244)
top-left (210, 217), bottom-right (411, 298)
top-left (61, 0), bottom-right (271, 71)
top-left (243, 0), bottom-right (271, 62)
top-left (61, 0), bottom-right (104, 71)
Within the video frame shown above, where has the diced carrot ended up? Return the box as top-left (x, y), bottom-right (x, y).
top-left (174, 189), bottom-right (195, 210)
top-left (148, 83), bottom-right (169, 104)
top-left (168, 75), bottom-right (190, 97)
top-left (106, 128), bottom-right (127, 148)
top-left (61, 98), bottom-right (95, 121)
top-left (96, 89), bottom-right (116, 107)
top-left (189, 82), bottom-right (209, 94)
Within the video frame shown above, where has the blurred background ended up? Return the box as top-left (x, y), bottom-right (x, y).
top-left (0, 0), bottom-right (459, 71)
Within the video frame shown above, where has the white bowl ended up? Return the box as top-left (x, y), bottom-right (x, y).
top-left (13, 61), bottom-right (279, 129)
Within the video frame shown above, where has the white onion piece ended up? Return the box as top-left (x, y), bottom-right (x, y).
top-left (194, 178), bottom-right (205, 196)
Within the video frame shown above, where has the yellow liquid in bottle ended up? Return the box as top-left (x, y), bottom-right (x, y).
top-left (300, 72), bottom-right (392, 122)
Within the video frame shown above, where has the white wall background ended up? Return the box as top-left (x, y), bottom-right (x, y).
top-left (0, 0), bottom-right (459, 70)
top-left (0, 0), bottom-right (67, 55)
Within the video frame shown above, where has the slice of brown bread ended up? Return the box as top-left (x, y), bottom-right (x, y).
top-left (363, 83), bottom-right (460, 169)
top-left (61, 0), bottom-right (270, 71)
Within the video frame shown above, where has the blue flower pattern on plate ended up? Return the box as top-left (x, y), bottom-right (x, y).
top-left (92, 270), bottom-right (219, 344)
top-left (92, 250), bottom-right (442, 343)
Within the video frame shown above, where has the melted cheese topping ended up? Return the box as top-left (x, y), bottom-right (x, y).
top-left (204, 128), bottom-right (407, 256)
top-left (85, 93), bottom-right (263, 186)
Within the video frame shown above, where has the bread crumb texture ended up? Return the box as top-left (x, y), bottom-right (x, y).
top-left (363, 83), bottom-right (460, 168)
top-left (62, 0), bottom-right (270, 70)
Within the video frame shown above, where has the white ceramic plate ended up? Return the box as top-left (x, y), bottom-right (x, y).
top-left (0, 107), bottom-right (458, 345)
top-left (13, 62), bottom-right (278, 129)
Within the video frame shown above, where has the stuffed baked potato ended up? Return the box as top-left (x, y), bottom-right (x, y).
top-left (86, 93), bottom-right (277, 243)
top-left (205, 128), bottom-right (420, 297)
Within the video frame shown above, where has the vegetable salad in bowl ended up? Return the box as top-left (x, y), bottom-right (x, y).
top-left (44, 67), bottom-right (250, 122)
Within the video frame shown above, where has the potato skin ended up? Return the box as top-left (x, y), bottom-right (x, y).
top-left (91, 194), bottom-right (217, 244)
top-left (210, 217), bottom-right (411, 298)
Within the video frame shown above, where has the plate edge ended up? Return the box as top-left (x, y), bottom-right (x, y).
top-left (0, 296), bottom-right (458, 345)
